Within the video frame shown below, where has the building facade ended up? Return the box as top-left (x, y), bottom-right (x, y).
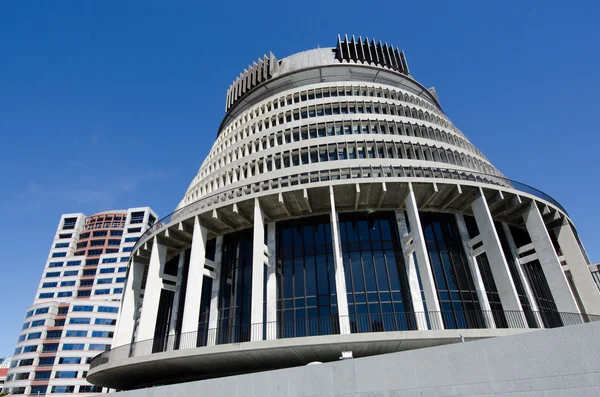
top-left (88, 36), bottom-right (600, 390)
top-left (0, 357), bottom-right (11, 389)
top-left (2, 208), bottom-right (157, 396)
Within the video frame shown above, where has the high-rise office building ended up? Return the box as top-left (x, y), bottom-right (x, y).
top-left (86, 36), bottom-right (600, 392)
top-left (2, 208), bottom-right (157, 397)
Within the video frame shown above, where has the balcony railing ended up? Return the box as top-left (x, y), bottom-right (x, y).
top-left (90, 310), bottom-right (599, 370)
top-left (129, 167), bottom-right (568, 258)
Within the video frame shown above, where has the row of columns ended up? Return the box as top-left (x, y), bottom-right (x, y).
top-left (114, 185), bottom-right (600, 349)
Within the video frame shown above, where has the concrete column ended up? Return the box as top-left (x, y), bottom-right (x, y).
top-left (502, 222), bottom-right (544, 328)
top-left (471, 190), bottom-right (525, 328)
top-left (523, 202), bottom-right (580, 314)
top-left (394, 211), bottom-right (427, 330)
top-left (207, 236), bottom-right (223, 346)
top-left (554, 219), bottom-right (600, 314)
top-left (329, 186), bottom-right (351, 334)
top-left (137, 237), bottom-right (166, 341)
top-left (181, 216), bottom-right (207, 336)
top-left (168, 253), bottom-right (187, 335)
top-left (250, 198), bottom-right (265, 341)
top-left (113, 259), bottom-right (144, 348)
top-left (404, 184), bottom-right (444, 330)
top-left (265, 222), bottom-right (277, 340)
top-left (455, 214), bottom-right (496, 329)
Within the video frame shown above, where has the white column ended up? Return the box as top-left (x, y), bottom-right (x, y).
top-left (250, 198), bottom-right (265, 341)
top-left (113, 260), bottom-right (144, 348)
top-left (502, 222), bottom-right (544, 328)
top-left (207, 236), bottom-right (223, 346)
top-left (523, 202), bottom-right (580, 314)
top-left (137, 237), bottom-right (166, 341)
top-left (404, 183), bottom-right (444, 329)
top-left (329, 186), bottom-right (351, 334)
top-left (394, 211), bottom-right (427, 330)
top-left (265, 222), bottom-right (277, 340)
top-left (455, 214), bottom-right (496, 328)
top-left (554, 219), bottom-right (600, 314)
top-left (471, 190), bottom-right (525, 328)
top-left (168, 253), bottom-right (187, 335)
top-left (181, 216), bottom-right (207, 336)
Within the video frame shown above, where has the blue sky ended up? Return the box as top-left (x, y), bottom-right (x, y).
top-left (1, 1), bottom-right (599, 357)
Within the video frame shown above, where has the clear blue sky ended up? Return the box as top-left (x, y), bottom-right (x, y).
top-left (1, 1), bottom-right (599, 357)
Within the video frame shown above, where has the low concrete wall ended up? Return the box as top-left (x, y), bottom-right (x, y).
top-left (113, 320), bottom-right (600, 397)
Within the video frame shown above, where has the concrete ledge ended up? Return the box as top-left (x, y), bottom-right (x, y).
top-left (88, 328), bottom-right (533, 390)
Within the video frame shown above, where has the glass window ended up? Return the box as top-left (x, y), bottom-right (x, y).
top-left (23, 345), bottom-right (37, 353)
top-left (127, 227), bottom-right (141, 233)
top-left (122, 247), bottom-right (133, 252)
top-left (30, 386), bottom-right (48, 395)
top-left (69, 318), bottom-right (91, 325)
top-left (55, 371), bottom-right (78, 378)
top-left (99, 268), bottom-right (115, 274)
top-left (61, 344), bottom-right (85, 351)
top-left (46, 330), bottom-right (61, 339)
top-left (73, 305), bottom-right (94, 312)
top-left (82, 269), bottom-right (96, 276)
top-left (52, 252), bottom-right (67, 258)
top-left (60, 281), bottom-right (76, 287)
top-left (58, 357), bottom-right (81, 364)
top-left (35, 371), bottom-right (52, 380)
top-left (42, 282), bottom-right (57, 288)
top-left (18, 359), bottom-right (34, 366)
top-left (77, 290), bottom-right (91, 297)
top-left (88, 344), bottom-right (110, 351)
top-left (55, 243), bottom-right (69, 248)
top-left (94, 318), bottom-right (116, 325)
top-left (27, 332), bottom-right (42, 339)
top-left (124, 237), bottom-right (138, 243)
top-left (38, 357), bottom-right (54, 366)
top-left (35, 307), bottom-right (49, 315)
top-left (94, 289), bottom-right (111, 295)
top-left (113, 288), bottom-right (123, 294)
top-left (39, 292), bottom-right (54, 299)
top-left (63, 270), bottom-right (78, 276)
top-left (115, 277), bottom-right (126, 283)
top-left (26, 310), bottom-right (34, 317)
top-left (102, 257), bottom-right (117, 264)
top-left (276, 216), bottom-right (338, 337)
top-left (45, 272), bottom-right (61, 278)
top-left (42, 344), bottom-right (58, 352)
top-left (52, 386), bottom-right (76, 393)
top-left (97, 278), bottom-right (112, 284)
top-left (14, 347), bottom-right (22, 354)
top-left (49, 261), bottom-right (64, 268)
top-left (57, 307), bottom-right (69, 315)
top-left (79, 386), bottom-right (103, 393)
top-left (58, 233), bottom-right (72, 239)
top-left (111, 230), bottom-right (124, 236)
top-left (65, 330), bottom-right (87, 337)
top-left (11, 387), bottom-right (26, 394)
top-left (66, 260), bottom-right (81, 266)
top-left (57, 291), bottom-right (73, 297)
top-left (31, 320), bottom-right (45, 326)
top-left (98, 306), bottom-right (118, 313)
top-left (120, 257), bottom-right (129, 262)
top-left (92, 231), bottom-right (107, 237)
top-left (117, 267), bottom-right (127, 272)
top-left (91, 331), bottom-right (113, 338)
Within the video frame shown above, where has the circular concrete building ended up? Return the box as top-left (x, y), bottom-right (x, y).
top-left (88, 36), bottom-right (600, 390)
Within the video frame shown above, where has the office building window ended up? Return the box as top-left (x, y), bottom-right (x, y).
top-left (60, 281), bottom-right (76, 287)
top-left (49, 262), bottom-right (64, 268)
top-left (63, 270), bottom-right (78, 276)
top-left (99, 268), bottom-right (115, 274)
top-left (88, 344), bottom-right (110, 351)
top-left (102, 257), bottom-right (117, 264)
top-left (46, 330), bottom-right (62, 339)
top-left (42, 282), bottom-right (57, 288)
top-left (38, 357), bottom-right (55, 366)
top-left (62, 344), bottom-right (85, 351)
top-left (57, 291), bottom-right (73, 297)
top-left (91, 331), bottom-right (113, 338)
top-left (73, 305), bottom-right (94, 312)
top-left (52, 252), bottom-right (67, 258)
top-left (39, 293), bottom-right (54, 299)
top-left (58, 357), bottom-right (81, 364)
top-left (52, 386), bottom-right (76, 393)
top-left (69, 318), bottom-right (91, 324)
top-left (94, 289), bottom-right (111, 295)
top-left (62, 217), bottom-right (77, 230)
top-left (30, 386), bottom-right (48, 395)
top-left (42, 343), bottom-right (58, 352)
top-left (35, 371), bottom-right (52, 380)
top-left (98, 306), bottom-right (118, 313)
top-left (65, 330), bottom-right (87, 337)
top-left (113, 288), bottom-right (123, 294)
top-left (31, 320), bottom-right (45, 326)
top-left (55, 243), bottom-right (70, 248)
top-left (66, 260), bottom-right (81, 266)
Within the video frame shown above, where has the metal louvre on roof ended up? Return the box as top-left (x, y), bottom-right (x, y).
top-left (335, 34), bottom-right (409, 75)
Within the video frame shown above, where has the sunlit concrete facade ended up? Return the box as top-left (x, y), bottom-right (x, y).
top-left (2, 208), bottom-right (156, 397)
top-left (88, 36), bottom-right (600, 390)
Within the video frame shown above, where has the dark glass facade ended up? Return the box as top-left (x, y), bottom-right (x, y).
top-left (420, 212), bottom-right (483, 329)
top-left (339, 212), bottom-right (415, 332)
top-left (217, 229), bottom-right (254, 343)
top-left (276, 215), bottom-right (338, 337)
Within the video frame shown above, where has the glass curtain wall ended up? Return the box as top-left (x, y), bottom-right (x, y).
top-left (509, 225), bottom-right (561, 327)
top-left (276, 216), bottom-right (338, 337)
top-left (339, 212), bottom-right (415, 332)
top-left (217, 229), bottom-right (254, 343)
top-left (420, 212), bottom-right (483, 329)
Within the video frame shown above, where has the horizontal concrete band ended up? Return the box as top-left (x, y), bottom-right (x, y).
top-left (94, 319), bottom-right (600, 397)
top-left (87, 327), bottom-right (531, 390)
